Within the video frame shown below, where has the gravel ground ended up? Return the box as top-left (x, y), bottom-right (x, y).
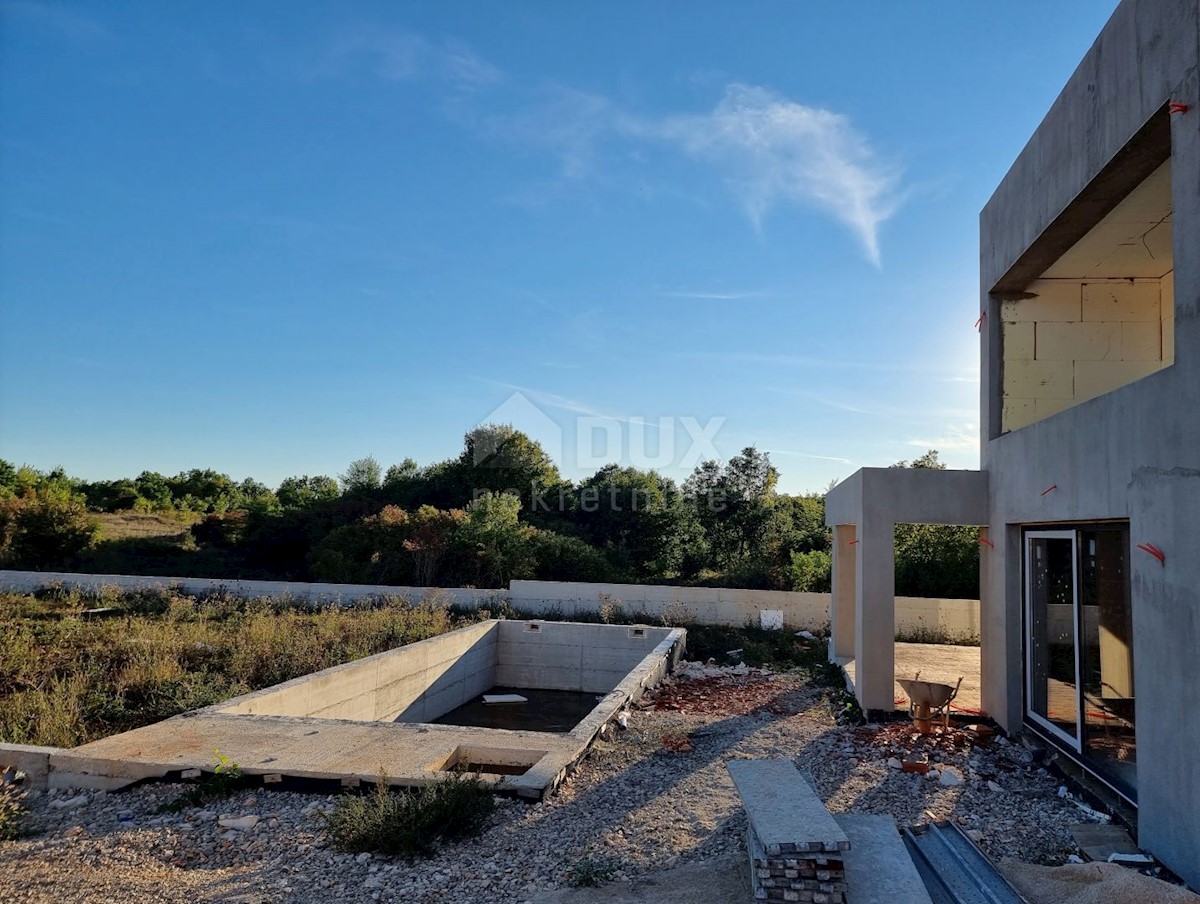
top-left (0, 668), bottom-right (1099, 904)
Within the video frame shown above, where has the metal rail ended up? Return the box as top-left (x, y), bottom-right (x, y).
top-left (903, 821), bottom-right (1031, 904)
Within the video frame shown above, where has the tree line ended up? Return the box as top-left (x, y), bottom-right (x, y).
top-left (0, 429), bottom-right (979, 598)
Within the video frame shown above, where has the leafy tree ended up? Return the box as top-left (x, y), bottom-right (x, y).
top-left (683, 447), bottom-right (779, 567)
top-left (890, 450), bottom-right (980, 598)
top-left (276, 475), bottom-right (340, 509)
top-left (0, 460), bottom-right (17, 499)
top-left (456, 492), bottom-right (534, 587)
top-left (133, 471), bottom-right (174, 510)
top-left (788, 549), bottom-right (832, 592)
top-left (404, 505), bottom-right (465, 586)
top-left (80, 479), bottom-right (142, 512)
top-left (309, 505), bottom-right (413, 584)
top-left (167, 469), bottom-right (243, 513)
top-left (527, 530), bottom-right (620, 583)
top-left (459, 425), bottom-right (566, 520)
top-left (573, 465), bottom-right (687, 578)
top-left (340, 456), bottom-right (383, 497)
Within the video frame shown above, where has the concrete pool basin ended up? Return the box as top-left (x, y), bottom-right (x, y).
top-left (41, 620), bottom-right (686, 798)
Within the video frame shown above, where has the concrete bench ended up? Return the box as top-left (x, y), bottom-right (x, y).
top-left (727, 759), bottom-right (932, 904)
top-left (728, 759), bottom-right (850, 902)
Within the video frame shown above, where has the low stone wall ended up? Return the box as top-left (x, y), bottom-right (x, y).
top-left (0, 570), bottom-right (500, 608)
top-left (0, 571), bottom-right (981, 641)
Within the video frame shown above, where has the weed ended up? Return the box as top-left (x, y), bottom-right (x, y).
top-left (0, 782), bottom-right (27, 841)
top-left (565, 854), bottom-right (621, 887)
top-left (321, 771), bottom-right (496, 859)
top-left (157, 750), bottom-right (248, 813)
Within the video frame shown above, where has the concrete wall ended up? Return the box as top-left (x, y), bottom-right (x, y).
top-left (0, 570), bottom-right (983, 640)
top-left (215, 621), bottom-right (499, 723)
top-left (494, 620), bottom-right (676, 694)
top-left (979, 0), bottom-right (1200, 884)
top-left (509, 579), bottom-right (829, 629)
top-left (0, 570), bottom-right (500, 608)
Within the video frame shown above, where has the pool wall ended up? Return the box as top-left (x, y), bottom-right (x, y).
top-left (213, 620), bottom-right (676, 725)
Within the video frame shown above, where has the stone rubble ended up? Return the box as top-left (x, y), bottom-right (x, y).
top-left (0, 668), bottom-right (1097, 903)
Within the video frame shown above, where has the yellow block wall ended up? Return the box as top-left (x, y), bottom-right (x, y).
top-left (1000, 277), bottom-right (1173, 432)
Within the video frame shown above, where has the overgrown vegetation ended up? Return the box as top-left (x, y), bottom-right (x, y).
top-left (1, 434), bottom-right (977, 599)
top-left (0, 587), bottom-right (481, 748)
top-left (321, 771), bottom-right (496, 859)
top-left (0, 782), bottom-right (26, 842)
top-left (565, 854), bottom-right (622, 887)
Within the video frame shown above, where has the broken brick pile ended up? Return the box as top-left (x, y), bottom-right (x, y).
top-left (727, 759), bottom-right (852, 904)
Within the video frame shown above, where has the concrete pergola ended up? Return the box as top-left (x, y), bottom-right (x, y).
top-left (824, 467), bottom-right (988, 714)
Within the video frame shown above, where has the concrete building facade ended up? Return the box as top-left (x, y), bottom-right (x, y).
top-left (826, 0), bottom-right (1199, 885)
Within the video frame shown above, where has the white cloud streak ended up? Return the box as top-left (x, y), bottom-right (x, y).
top-left (656, 85), bottom-right (902, 265)
top-left (488, 83), bottom-right (903, 264)
top-left (322, 27), bottom-right (502, 90)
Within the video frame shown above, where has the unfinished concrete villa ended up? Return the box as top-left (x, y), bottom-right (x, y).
top-left (826, 0), bottom-right (1200, 886)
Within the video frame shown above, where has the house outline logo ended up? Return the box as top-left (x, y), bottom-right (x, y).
top-left (472, 392), bottom-right (564, 467)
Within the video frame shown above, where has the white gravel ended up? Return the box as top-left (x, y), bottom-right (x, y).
top-left (0, 672), bottom-right (1095, 903)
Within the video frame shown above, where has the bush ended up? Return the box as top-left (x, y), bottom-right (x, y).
top-left (0, 782), bottom-right (26, 841)
top-left (788, 549), bottom-right (831, 592)
top-left (565, 854), bottom-right (621, 887)
top-left (322, 771), bottom-right (496, 859)
top-left (1, 487), bottom-right (99, 569)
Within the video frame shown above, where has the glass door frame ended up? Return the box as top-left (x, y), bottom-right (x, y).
top-left (1024, 529), bottom-right (1083, 750)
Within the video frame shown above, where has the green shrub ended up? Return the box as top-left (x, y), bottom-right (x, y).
top-left (565, 854), bottom-right (621, 887)
top-left (158, 750), bottom-right (247, 812)
top-left (321, 771), bottom-right (496, 859)
top-left (0, 782), bottom-right (26, 841)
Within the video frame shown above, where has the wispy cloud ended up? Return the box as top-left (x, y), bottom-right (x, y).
top-left (3, 0), bottom-right (109, 40)
top-left (662, 289), bottom-right (773, 301)
top-left (320, 27), bottom-right (501, 90)
top-left (656, 85), bottom-right (903, 265)
top-left (483, 83), bottom-right (902, 263)
top-left (487, 80), bottom-right (902, 262)
top-left (906, 423), bottom-right (979, 452)
top-left (766, 448), bottom-right (852, 464)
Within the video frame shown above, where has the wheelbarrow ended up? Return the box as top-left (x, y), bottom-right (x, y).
top-left (896, 673), bottom-right (963, 734)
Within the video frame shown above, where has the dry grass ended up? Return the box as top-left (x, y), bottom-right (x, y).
top-left (93, 512), bottom-right (197, 542)
top-left (0, 587), bottom-right (483, 749)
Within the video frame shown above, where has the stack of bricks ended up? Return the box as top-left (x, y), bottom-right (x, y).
top-left (727, 759), bottom-right (852, 904)
top-left (747, 826), bottom-right (849, 902)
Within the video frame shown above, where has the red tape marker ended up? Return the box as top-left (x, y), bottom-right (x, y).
top-left (1136, 542), bottom-right (1166, 566)
top-left (1040, 484), bottom-right (1057, 496)
top-left (1169, 102), bottom-right (1190, 114)
top-left (849, 539), bottom-right (860, 546)
top-left (978, 536), bottom-right (995, 549)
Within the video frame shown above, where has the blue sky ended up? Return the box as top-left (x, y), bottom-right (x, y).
top-left (0, 1), bottom-right (1119, 494)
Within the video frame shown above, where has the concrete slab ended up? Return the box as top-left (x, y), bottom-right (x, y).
top-left (1069, 822), bottom-right (1141, 862)
top-left (835, 814), bottom-right (932, 904)
top-left (726, 759), bottom-right (849, 854)
top-left (844, 643), bottom-right (983, 715)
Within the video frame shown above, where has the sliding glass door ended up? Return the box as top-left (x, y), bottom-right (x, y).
top-left (1025, 531), bottom-right (1080, 746)
top-left (1024, 526), bottom-right (1136, 797)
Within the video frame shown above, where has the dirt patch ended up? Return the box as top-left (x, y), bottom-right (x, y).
top-left (1001, 860), bottom-right (1200, 904)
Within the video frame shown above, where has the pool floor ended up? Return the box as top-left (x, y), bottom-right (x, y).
top-left (432, 686), bottom-right (602, 733)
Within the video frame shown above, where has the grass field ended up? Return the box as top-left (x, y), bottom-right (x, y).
top-left (0, 587), bottom-right (485, 748)
top-left (0, 585), bottom-right (836, 750)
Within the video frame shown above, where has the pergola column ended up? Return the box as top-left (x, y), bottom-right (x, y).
top-left (853, 515), bottom-right (896, 714)
top-left (829, 524), bottom-right (857, 661)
